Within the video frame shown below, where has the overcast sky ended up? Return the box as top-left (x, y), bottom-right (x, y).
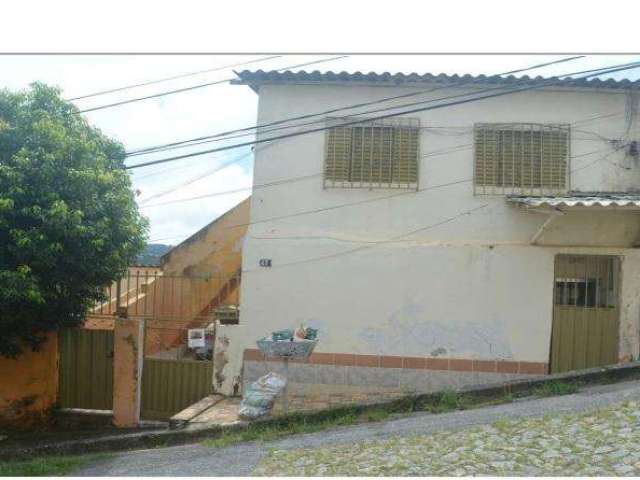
top-left (2, 54), bottom-right (639, 245)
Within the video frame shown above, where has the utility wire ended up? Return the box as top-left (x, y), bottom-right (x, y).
top-left (138, 150), bottom-right (253, 204)
top-left (140, 143), bottom-right (626, 233)
top-left (126, 55), bottom-right (586, 157)
top-left (144, 144), bottom-right (624, 261)
top-left (242, 203), bottom-right (492, 273)
top-left (133, 107), bottom-right (623, 184)
top-left (65, 56), bottom-right (282, 101)
top-left (139, 137), bottom-right (623, 210)
top-left (73, 56), bottom-right (348, 114)
top-left (240, 144), bottom-right (629, 272)
top-left (125, 60), bottom-right (640, 170)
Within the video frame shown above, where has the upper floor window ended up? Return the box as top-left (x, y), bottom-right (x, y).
top-left (474, 123), bottom-right (570, 195)
top-left (324, 117), bottom-right (420, 189)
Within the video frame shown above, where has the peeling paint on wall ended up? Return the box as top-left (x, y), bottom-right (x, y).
top-left (214, 334), bottom-right (230, 389)
top-left (359, 302), bottom-right (513, 359)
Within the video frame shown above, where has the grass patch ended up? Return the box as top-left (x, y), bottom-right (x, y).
top-left (532, 380), bottom-right (579, 397)
top-left (0, 453), bottom-right (109, 476)
top-left (202, 379), bottom-right (583, 449)
top-left (429, 390), bottom-right (472, 412)
top-left (203, 409), bottom-right (361, 448)
top-left (202, 391), bottom-right (506, 449)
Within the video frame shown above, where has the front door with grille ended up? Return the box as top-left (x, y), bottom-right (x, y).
top-left (550, 255), bottom-right (620, 373)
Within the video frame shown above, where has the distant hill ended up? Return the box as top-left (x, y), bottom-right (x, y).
top-left (136, 243), bottom-right (172, 266)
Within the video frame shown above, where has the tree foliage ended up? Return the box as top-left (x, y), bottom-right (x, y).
top-left (0, 83), bottom-right (148, 357)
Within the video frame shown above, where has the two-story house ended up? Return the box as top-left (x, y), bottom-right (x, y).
top-left (222, 69), bottom-right (640, 409)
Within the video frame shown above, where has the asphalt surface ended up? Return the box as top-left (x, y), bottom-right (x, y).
top-left (75, 379), bottom-right (640, 476)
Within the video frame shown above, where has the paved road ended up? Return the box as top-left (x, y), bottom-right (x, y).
top-left (76, 380), bottom-right (640, 476)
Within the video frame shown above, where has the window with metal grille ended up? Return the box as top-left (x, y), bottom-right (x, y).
top-left (474, 123), bottom-right (570, 195)
top-left (554, 255), bottom-right (618, 308)
top-left (324, 117), bottom-right (420, 189)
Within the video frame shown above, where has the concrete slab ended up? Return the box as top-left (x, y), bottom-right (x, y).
top-left (169, 394), bottom-right (224, 428)
top-left (187, 398), bottom-right (242, 427)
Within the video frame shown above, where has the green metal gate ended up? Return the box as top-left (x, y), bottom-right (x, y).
top-left (550, 255), bottom-right (620, 373)
top-left (59, 329), bottom-right (114, 410)
top-left (141, 358), bottom-right (213, 420)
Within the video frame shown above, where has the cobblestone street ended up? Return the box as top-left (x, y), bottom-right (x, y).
top-left (76, 379), bottom-right (640, 476)
top-left (256, 400), bottom-right (640, 476)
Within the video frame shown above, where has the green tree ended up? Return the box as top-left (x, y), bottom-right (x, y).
top-left (0, 83), bottom-right (148, 357)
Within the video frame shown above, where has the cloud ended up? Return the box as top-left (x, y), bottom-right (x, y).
top-left (2, 54), bottom-right (639, 245)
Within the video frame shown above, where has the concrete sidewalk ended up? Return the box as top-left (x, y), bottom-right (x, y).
top-left (75, 378), bottom-right (640, 476)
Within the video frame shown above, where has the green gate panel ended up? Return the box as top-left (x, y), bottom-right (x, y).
top-left (550, 255), bottom-right (620, 374)
top-left (59, 329), bottom-right (114, 410)
top-left (141, 358), bottom-right (213, 421)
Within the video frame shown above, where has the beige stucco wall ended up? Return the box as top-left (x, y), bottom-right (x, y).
top-left (232, 82), bottom-right (640, 388)
top-left (161, 197), bottom-right (250, 279)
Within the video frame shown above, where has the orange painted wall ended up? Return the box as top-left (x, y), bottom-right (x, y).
top-left (0, 332), bottom-right (59, 429)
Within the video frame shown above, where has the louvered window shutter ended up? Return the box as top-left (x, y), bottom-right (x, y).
top-left (474, 123), bottom-right (569, 195)
top-left (324, 118), bottom-right (419, 189)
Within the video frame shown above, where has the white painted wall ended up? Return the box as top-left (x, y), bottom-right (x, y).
top-left (236, 82), bottom-right (640, 370)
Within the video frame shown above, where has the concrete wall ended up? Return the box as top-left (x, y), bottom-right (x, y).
top-left (161, 197), bottom-right (250, 279)
top-left (139, 198), bottom-right (249, 357)
top-left (0, 333), bottom-right (59, 428)
top-left (229, 82), bottom-right (640, 402)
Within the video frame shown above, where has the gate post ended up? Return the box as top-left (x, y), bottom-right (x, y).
top-left (112, 317), bottom-right (144, 427)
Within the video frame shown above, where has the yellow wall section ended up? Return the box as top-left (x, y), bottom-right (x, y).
top-left (0, 332), bottom-right (59, 428)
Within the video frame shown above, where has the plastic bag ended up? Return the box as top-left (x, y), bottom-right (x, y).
top-left (239, 372), bottom-right (287, 420)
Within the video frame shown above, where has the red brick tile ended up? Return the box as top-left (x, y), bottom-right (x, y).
top-left (355, 354), bottom-right (379, 367)
top-left (380, 356), bottom-right (403, 369)
top-left (243, 348), bottom-right (263, 361)
top-left (472, 360), bottom-right (497, 373)
top-left (426, 357), bottom-right (449, 371)
top-left (334, 353), bottom-right (356, 366)
top-left (449, 358), bottom-right (473, 372)
top-left (496, 361), bottom-right (519, 374)
top-left (309, 352), bottom-right (335, 365)
top-left (518, 362), bottom-right (548, 375)
top-left (402, 356), bottom-right (426, 370)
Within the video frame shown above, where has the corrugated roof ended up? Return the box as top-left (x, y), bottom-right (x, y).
top-left (232, 70), bottom-right (640, 91)
top-left (507, 194), bottom-right (640, 208)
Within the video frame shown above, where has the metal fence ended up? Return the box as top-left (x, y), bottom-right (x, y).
top-left (90, 269), bottom-right (240, 320)
top-left (86, 268), bottom-right (240, 359)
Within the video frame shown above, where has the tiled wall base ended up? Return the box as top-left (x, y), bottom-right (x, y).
top-left (243, 360), bottom-right (543, 413)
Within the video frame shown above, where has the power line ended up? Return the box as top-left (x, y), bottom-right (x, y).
top-left (239, 145), bottom-right (629, 272)
top-left (242, 203), bottom-right (492, 273)
top-left (130, 109), bottom-right (620, 185)
top-left (132, 107), bottom-right (623, 186)
top-left (65, 56), bottom-right (282, 101)
top-left (143, 144), bottom-right (626, 265)
top-left (126, 55), bottom-right (587, 157)
top-left (73, 56), bottom-right (349, 114)
top-left (138, 139), bottom-right (623, 210)
top-left (125, 60), bottom-right (640, 170)
top-left (138, 150), bottom-right (253, 204)
top-left (140, 172), bottom-right (320, 209)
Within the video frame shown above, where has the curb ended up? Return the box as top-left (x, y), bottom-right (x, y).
top-left (2, 360), bottom-right (640, 461)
